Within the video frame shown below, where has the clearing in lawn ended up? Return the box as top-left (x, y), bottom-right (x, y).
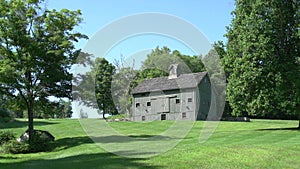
top-left (0, 119), bottom-right (299, 169)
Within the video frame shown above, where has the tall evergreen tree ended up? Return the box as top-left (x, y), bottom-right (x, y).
top-left (73, 56), bottom-right (118, 118)
top-left (95, 58), bottom-right (117, 119)
top-left (224, 0), bottom-right (300, 125)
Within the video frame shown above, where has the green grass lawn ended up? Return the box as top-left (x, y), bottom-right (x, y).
top-left (0, 119), bottom-right (299, 169)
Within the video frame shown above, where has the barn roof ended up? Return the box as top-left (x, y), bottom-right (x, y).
top-left (132, 72), bottom-right (208, 94)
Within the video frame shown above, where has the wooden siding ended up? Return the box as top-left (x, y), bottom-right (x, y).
top-left (131, 74), bottom-right (212, 121)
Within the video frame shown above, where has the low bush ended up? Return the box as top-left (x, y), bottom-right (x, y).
top-left (1, 140), bottom-right (30, 154)
top-left (0, 131), bottom-right (28, 154)
top-left (1, 130), bottom-right (54, 154)
top-left (29, 130), bottom-right (53, 152)
top-left (0, 130), bottom-right (15, 145)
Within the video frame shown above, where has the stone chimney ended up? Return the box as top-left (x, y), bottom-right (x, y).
top-left (168, 64), bottom-right (180, 79)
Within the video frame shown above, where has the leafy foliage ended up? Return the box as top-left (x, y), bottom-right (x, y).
top-left (130, 46), bottom-right (206, 89)
top-left (35, 99), bottom-right (73, 119)
top-left (112, 67), bottom-right (139, 115)
top-left (0, 108), bottom-right (14, 123)
top-left (29, 130), bottom-right (53, 152)
top-left (142, 46), bottom-right (205, 74)
top-left (202, 48), bottom-right (227, 118)
top-left (223, 0), bottom-right (300, 120)
top-left (1, 140), bottom-right (30, 154)
top-left (0, 130), bottom-right (29, 154)
top-left (0, 0), bottom-right (87, 141)
top-left (0, 130), bottom-right (15, 145)
top-left (74, 57), bottom-right (117, 118)
top-left (0, 130), bottom-right (54, 154)
top-left (95, 58), bottom-right (118, 118)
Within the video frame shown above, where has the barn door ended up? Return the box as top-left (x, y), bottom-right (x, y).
top-left (153, 98), bottom-right (170, 113)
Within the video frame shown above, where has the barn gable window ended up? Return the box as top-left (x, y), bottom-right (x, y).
top-left (147, 102), bottom-right (151, 106)
top-left (188, 98), bottom-right (192, 102)
top-left (136, 103), bottom-right (140, 107)
top-left (176, 99), bottom-right (180, 104)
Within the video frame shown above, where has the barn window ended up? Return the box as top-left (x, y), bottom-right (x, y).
top-left (136, 103), bottom-right (140, 107)
top-left (142, 116), bottom-right (145, 121)
top-left (176, 99), bottom-right (180, 104)
top-left (188, 98), bottom-right (192, 102)
top-left (182, 112), bottom-right (186, 118)
top-left (161, 114), bottom-right (166, 120)
top-left (147, 102), bottom-right (151, 106)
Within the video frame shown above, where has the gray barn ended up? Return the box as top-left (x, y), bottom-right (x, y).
top-left (131, 64), bottom-right (211, 121)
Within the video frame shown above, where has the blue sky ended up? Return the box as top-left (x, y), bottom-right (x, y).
top-left (47, 0), bottom-right (235, 64)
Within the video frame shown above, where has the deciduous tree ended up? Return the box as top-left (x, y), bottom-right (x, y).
top-left (142, 46), bottom-right (205, 74)
top-left (224, 0), bottom-right (300, 124)
top-left (0, 0), bottom-right (87, 142)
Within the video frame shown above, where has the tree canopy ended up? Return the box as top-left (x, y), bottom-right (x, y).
top-left (142, 46), bottom-right (205, 75)
top-left (223, 0), bottom-right (300, 124)
top-left (0, 0), bottom-right (87, 142)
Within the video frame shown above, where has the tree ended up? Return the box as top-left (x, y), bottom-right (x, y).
top-left (142, 46), bottom-right (205, 75)
top-left (73, 57), bottom-right (118, 119)
top-left (224, 0), bottom-right (300, 123)
top-left (95, 58), bottom-right (117, 119)
top-left (211, 42), bottom-right (233, 117)
top-left (0, 0), bottom-right (87, 142)
top-left (111, 67), bottom-right (139, 115)
top-left (202, 48), bottom-right (227, 118)
top-left (36, 99), bottom-right (73, 118)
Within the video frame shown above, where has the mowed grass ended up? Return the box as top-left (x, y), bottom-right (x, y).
top-left (0, 118), bottom-right (299, 169)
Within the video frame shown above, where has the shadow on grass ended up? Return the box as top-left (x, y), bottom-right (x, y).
top-left (1, 136), bottom-right (161, 169)
top-left (0, 156), bottom-right (18, 159)
top-left (91, 134), bottom-right (179, 143)
top-left (0, 120), bottom-right (58, 129)
top-left (257, 127), bottom-right (300, 131)
top-left (128, 134), bottom-right (159, 138)
top-left (0, 152), bottom-right (161, 169)
top-left (52, 136), bottom-right (94, 151)
top-left (52, 135), bottom-right (172, 151)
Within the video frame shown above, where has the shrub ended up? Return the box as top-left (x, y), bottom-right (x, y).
top-left (0, 130), bottom-right (16, 145)
top-left (29, 130), bottom-right (53, 152)
top-left (1, 140), bottom-right (30, 154)
top-left (0, 130), bottom-right (54, 154)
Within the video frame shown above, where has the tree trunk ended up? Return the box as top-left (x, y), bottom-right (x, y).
top-left (27, 98), bottom-right (34, 144)
top-left (102, 106), bottom-right (106, 120)
top-left (298, 119), bottom-right (300, 129)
